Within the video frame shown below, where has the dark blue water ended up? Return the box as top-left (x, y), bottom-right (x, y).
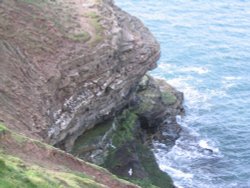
top-left (115, 1), bottom-right (250, 188)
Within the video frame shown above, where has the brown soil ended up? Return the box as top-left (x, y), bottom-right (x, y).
top-left (0, 131), bottom-right (139, 188)
top-left (0, 0), bottom-right (101, 141)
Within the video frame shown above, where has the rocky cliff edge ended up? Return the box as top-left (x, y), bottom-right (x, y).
top-left (0, 0), bottom-right (159, 150)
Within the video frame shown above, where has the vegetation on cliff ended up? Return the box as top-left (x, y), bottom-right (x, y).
top-left (102, 110), bottom-right (174, 188)
top-left (72, 75), bottom-right (184, 188)
top-left (0, 125), bottom-right (138, 188)
top-left (0, 124), bottom-right (6, 132)
top-left (0, 154), bottom-right (104, 188)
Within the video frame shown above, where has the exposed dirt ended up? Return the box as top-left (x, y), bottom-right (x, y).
top-left (0, 0), bottom-right (102, 140)
top-left (0, 130), bottom-right (138, 188)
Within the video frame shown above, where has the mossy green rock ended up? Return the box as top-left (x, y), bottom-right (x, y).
top-left (112, 111), bottom-right (138, 147)
top-left (102, 110), bottom-right (174, 188)
top-left (161, 91), bottom-right (177, 105)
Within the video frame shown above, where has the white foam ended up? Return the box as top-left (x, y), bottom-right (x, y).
top-left (159, 164), bottom-right (194, 179)
top-left (223, 76), bottom-right (242, 80)
top-left (158, 63), bottom-right (175, 70)
top-left (176, 115), bottom-right (182, 124)
top-left (199, 140), bottom-right (219, 153)
top-left (158, 63), bottom-right (209, 75)
top-left (199, 140), bottom-right (209, 148)
top-left (167, 77), bottom-right (192, 88)
top-left (170, 143), bottom-right (205, 159)
top-left (181, 66), bottom-right (209, 74)
top-left (222, 76), bottom-right (242, 90)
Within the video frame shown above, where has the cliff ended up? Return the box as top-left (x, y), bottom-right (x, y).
top-left (0, 0), bottom-right (183, 188)
top-left (0, 0), bottom-right (159, 151)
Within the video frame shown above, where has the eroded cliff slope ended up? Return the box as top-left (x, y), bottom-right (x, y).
top-left (0, 0), bottom-right (160, 150)
top-left (0, 124), bottom-right (138, 188)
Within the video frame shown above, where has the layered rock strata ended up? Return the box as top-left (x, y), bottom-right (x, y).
top-left (0, 0), bottom-right (159, 151)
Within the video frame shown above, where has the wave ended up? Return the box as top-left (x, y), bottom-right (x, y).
top-left (179, 66), bottom-right (209, 74)
top-left (153, 113), bottom-right (222, 188)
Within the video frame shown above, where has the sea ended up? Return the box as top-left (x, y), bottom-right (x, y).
top-left (115, 1), bottom-right (250, 188)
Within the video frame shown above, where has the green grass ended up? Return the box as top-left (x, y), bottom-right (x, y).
top-left (127, 179), bottom-right (159, 188)
top-left (0, 126), bottom-right (134, 188)
top-left (0, 124), bottom-right (6, 132)
top-left (87, 12), bottom-right (102, 33)
top-left (86, 12), bottom-right (100, 19)
top-left (0, 153), bottom-right (105, 188)
top-left (68, 32), bottom-right (91, 42)
top-left (86, 12), bottom-right (104, 44)
top-left (20, 0), bottom-right (49, 6)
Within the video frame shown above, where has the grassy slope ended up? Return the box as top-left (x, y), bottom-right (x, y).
top-left (0, 154), bottom-right (104, 188)
top-left (0, 124), bottom-right (137, 188)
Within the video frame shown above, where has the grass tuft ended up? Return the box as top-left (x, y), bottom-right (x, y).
top-left (0, 124), bottom-right (6, 132)
top-left (68, 32), bottom-right (91, 42)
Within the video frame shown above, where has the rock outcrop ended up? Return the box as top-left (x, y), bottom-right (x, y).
top-left (0, 0), bottom-right (159, 151)
top-left (72, 75), bottom-right (184, 188)
top-left (0, 1), bottom-right (184, 188)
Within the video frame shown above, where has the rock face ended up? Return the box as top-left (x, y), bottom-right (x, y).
top-left (71, 75), bottom-right (184, 163)
top-left (0, 0), bottom-right (159, 151)
top-left (72, 75), bottom-right (184, 188)
top-left (0, 1), bottom-right (185, 187)
top-left (133, 75), bottom-right (184, 134)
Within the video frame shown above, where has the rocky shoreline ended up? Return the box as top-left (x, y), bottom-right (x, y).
top-left (0, 0), bottom-right (184, 187)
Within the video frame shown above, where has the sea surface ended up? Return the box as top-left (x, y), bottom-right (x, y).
top-left (115, 1), bottom-right (250, 188)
